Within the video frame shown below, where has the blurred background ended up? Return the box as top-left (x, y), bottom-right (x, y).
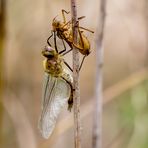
top-left (0, 0), bottom-right (148, 148)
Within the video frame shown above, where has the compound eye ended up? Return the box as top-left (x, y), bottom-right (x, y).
top-left (46, 54), bottom-right (54, 58)
top-left (42, 45), bottom-right (56, 59)
top-left (44, 46), bottom-right (54, 52)
top-left (42, 51), bottom-right (54, 58)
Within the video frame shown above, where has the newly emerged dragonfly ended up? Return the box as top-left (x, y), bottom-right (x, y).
top-left (38, 39), bottom-right (73, 139)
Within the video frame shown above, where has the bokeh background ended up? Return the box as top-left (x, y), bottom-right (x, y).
top-left (0, 0), bottom-right (148, 148)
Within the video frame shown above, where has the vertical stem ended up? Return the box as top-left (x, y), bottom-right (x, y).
top-left (0, 0), bottom-right (5, 87)
top-left (71, 0), bottom-right (81, 148)
top-left (92, 0), bottom-right (106, 148)
top-left (0, 0), bottom-right (6, 145)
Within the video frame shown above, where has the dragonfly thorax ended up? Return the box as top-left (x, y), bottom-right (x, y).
top-left (43, 57), bottom-right (63, 77)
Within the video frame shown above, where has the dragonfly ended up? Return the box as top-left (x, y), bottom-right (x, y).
top-left (38, 37), bottom-right (73, 139)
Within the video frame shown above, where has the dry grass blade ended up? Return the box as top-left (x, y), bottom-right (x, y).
top-left (92, 0), bottom-right (106, 148)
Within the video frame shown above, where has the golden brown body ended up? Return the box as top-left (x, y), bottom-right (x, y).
top-left (52, 10), bottom-right (93, 56)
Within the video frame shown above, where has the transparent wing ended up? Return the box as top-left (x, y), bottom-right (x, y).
top-left (38, 73), bottom-right (71, 139)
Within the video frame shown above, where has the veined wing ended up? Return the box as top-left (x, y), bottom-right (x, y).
top-left (38, 72), bottom-right (71, 139)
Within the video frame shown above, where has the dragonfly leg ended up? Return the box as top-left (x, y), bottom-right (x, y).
top-left (79, 55), bottom-right (87, 71)
top-left (59, 39), bottom-right (67, 54)
top-left (53, 31), bottom-right (58, 53)
top-left (47, 32), bottom-right (53, 46)
top-left (64, 60), bottom-right (73, 72)
top-left (59, 39), bottom-right (73, 56)
top-left (62, 48), bottom-right (73, 56)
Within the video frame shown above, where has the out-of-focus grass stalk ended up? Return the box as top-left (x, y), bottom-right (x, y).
top-left (0, 0), bottom-right (6, 144)
top-left (0, 0), bottom-right (5, 89)
top-left (92, 0), bottom-right (106, 148)
top-left (71, 0), bottom-right (81, 148)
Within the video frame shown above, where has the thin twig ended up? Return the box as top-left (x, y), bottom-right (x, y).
top-left (71, 0), bottom-right (81, 148)
top-left (0, 0), bottom-right (6, 143)
top-left (92, 0), bottom-right (106, 148)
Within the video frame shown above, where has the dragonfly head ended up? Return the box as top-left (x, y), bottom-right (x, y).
top-left (42, 46), bottom-right (56, 59)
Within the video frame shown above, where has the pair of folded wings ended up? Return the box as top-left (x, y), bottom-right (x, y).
top-left (38, 72), bottom-right (72, 139)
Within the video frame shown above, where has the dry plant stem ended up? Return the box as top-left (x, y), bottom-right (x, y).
top-left (0, 0), bottom-right (6, 143)
top-left (71, 0), bottom-right (81, 148)
top-left (92, 0), bottom-right (106, 148)
top-left (0, 0), bottom-right (5, 89)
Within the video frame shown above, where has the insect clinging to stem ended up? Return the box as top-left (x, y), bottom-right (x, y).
top-left (38, 34), bottom-right (73, 139)
top-left (38, 9), bottom-right (94, 139)
top-left (49, 9), bottom-right (94, 70)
